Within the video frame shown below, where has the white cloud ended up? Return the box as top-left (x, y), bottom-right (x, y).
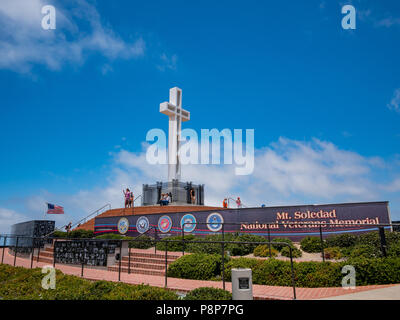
top-left (0, 0), bottom-right (145, 73)
top-left (59, 137), bottom-right (391, 211)
top-left (382, 178), bottom-right (400, 193)
top-left (157, 53), bottom-right (177, 71)
top-left (388, 88), bottom-right (400, 113)
top-left (2, 136), bottom-right (399, 230)
top-left (376, 17), bottom-right (400, 28)
top-left (0, 208), bottom-right (30, 234)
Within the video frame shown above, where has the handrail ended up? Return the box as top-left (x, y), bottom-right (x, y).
top-left (133, 194), bottom-right (142, 205)
top-left (43, 203), bottom-right (111, 238)
top-left (73, 203), bottom-right (111, 228)
top-left (132, 225), bottom-right (158, 253)
top-left (133, 225), bottom-right (157, 241)
top-left (227, 197), bottom-right (248, 208)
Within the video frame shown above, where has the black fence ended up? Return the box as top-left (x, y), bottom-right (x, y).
top-left (1, 221), bottom-right (399, 301)
top-left (181, 221), bottom-right (398, 262)
top-left (0, 234), bottom-right (297, 299)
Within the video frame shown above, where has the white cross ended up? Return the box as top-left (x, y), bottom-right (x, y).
top-left (160, 87), bottom-right (190, 181)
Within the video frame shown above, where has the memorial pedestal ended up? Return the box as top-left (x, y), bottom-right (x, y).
top-left (142, 179), bottom-right (204, 206)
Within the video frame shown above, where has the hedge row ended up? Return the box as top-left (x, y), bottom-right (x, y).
top-left (305, 231), bottom-right (400, 258)
top-left (157, 233), bottom-right (268, 256)
top-left (0, 264), bottom-right (233, 300)
top-left (167, 253), bottom-right (400, 287)
top-left (183, 287), bottom-right (231, 300)
top-left (0, 264), bottom-right (177, 300)
top-left (95, 233), bottom-right (154, 249)
top-left (52, 229), bottom-right (94, 239)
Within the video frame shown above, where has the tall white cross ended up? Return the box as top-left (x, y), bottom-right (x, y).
top-left (160, 87), bottom-right (190, 181)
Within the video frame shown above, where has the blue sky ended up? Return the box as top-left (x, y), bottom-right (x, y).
top-left (0, 0), bottom-right (400, 231)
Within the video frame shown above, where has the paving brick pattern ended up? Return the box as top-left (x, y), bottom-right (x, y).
top-left (1, 247), bottom-right (396, 300)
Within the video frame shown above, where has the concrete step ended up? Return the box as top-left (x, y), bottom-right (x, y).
top-left (37, 256), bottom-right (53, 264)
top-left (122, 256), bottom-right (178, 265)
top-left (39, 251), bottom-right (54, 258)
top-left (128, 251), bottom-right (181, 260)
top-left (120, 261), bottom-right (167, 270)
top-left (108, 266), bottom-right (165, 276)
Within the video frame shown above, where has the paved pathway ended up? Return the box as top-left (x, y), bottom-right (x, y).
top-left (1, 248), bottom-right (397, 300)
top-left (318, 285), bottom-right (400, 300)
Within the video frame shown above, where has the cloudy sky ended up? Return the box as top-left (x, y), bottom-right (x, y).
top-left (0, 0), bottom-right (400, 232)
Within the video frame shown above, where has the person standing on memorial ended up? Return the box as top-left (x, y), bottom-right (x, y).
top-left (65, 222), bottom-right (72, 233)
top-left (160, 193), bottom-right (169, 206)
top-left (223, 198), bottom-right (228, 208)
top-left (129, 192), bottom-right (134, 208)
top-left (123, 188), bottom-right (131, 208)
top-left (190, 188), bottom-right (196, 204)
top-left (236, 197), bottom-right (242, 208)
top-left (166, 193), bottom-right (171, 205)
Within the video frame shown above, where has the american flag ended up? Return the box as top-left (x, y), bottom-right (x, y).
top-left (47, 203), bottom-right (64, 214)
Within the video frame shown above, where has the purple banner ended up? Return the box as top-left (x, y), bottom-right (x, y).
top-left (94, 201), bottom-right (391, 241)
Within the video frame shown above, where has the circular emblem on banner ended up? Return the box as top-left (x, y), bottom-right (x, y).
top-left (206, 212), bottom-right (224, 232)
top-left (180, 214), bottom-right (197, 233)
top-left (158, 215), bottom-right (173, 233)
top-left (117, 217), bottom-right (129, 235)
top-left (136, 216), bottom-right (150, 234)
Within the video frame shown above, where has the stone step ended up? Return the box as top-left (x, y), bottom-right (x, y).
top-left (37, 257), bottom-right (53, 264)
top-left (128, 252), bottom-right (181, 260)
top-left (40, 251), bottom-right (54, 258)
top-left (120, 261), bottom-right (167, 270)
top-left (108, 266), bottom-right (165, 276)
top-left (122, 256), bottom-right (177, 265)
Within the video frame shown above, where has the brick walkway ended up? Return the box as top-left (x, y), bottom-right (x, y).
top-left (1, 248), bottom-right (396, 300)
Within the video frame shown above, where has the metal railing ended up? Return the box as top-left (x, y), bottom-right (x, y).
top-left (1, 221), bottom-right (399, 301)
top-left (181, 221), bottom-right (399, 261)
top-left (43, 203), bottom-right (111, 238)
top-left (227, 197), bottom-right (248, 208)
top-left (0, 235), bottom-right (297, 300)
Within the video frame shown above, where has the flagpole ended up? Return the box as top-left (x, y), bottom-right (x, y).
top-left (44, 202), bottom-right (48, 220)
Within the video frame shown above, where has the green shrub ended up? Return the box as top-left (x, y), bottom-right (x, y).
top-left (129, 235), bottom-right (155, 249)
top-left (167, 253), bottom-right (224, 280)
top-left (224, 258), bottom-right (343, 287)
top-left (252, 258), bottom-right (294, 286)
top-left (356, 231), bottom-right (381, 247)
top-left (271, 238), bottom-right (294, 251)
top-left (52, 231), bottom-right (68, 238)
top-left (281, 246), bottom-right (302, 258)
top-left (323, 247), bottom-right (342, 260)
top-left (52, 229), bottom-right (94, 239)
top-left (388, 242), bottom-right (400, 257)
top-left (184, 287), bottom-right (232, 300)
top-left (224, 257), bottom-right (263, 281)
top-left (347, 257), bottom-right (400, 286)
top-left (300, 236), bottom-right (323, 253)
top-left (386, 231), bottom-right (400, 245)
top-left (225, 256), bottom-right (400, 287)
top-left (156, 235), bottom-right (196, 252)
top-left (67, 229), bottom-right (94, 239)
top-left (0, 265), bottom-right (178, 300)
top-left (349, 244), bottom-right (382, 259)
top-left (95, 233), bottom-right (132, 240)
top-left (230, 234), bottom-right (267, 256)
top-left (253, 245), bottom-right (278, 257)
top-left (325, 234), bottom-right (357, 248)
top-left (186, 234), bottom-right (236, 255)
top-left (294, 261), bottom-right (343, 288)
top-left (185, 233), bottom-right (265, 256)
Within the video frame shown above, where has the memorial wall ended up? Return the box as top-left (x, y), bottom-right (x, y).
top-left (94, 201), bottom-right (391, 241)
